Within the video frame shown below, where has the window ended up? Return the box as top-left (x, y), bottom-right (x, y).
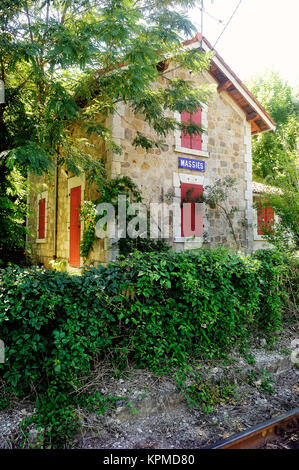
top-left (180, 182), bottom-right (204, 237)
top-left (257, 205), bottom-right (274, 235)
top-left (181, 109), bottom-right (202, 151)
top-left (37, 191), bottom-right (47, 241)
top-left (174, 106), bottom-right (208, 157)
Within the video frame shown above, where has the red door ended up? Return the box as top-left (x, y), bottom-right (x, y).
top-left (69, 186), bottom-right (81, 267)
top-left (38, 197), bottom-right (46, 239)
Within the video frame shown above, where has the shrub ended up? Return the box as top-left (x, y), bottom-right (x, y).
top-left (252, 249), bottom-right (289, 331)
top-left (0, 248), bottom-right (290, 446)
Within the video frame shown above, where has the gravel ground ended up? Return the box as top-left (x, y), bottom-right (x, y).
top-left (71, 368), bottom-right (298, 449)
top-left (0, 326), bottom-right (298, 449)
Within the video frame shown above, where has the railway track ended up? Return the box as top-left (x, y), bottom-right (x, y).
top-left (204, 407), bottom-right (299, 449)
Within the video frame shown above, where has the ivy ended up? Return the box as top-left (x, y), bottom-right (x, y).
top-left (80, 175), bottom-right (143, 260)
top-left (0, 247), bottom-right (293, 446)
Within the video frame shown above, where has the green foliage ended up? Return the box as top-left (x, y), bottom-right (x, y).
top-left (0, 0), bottom-right (212, 174)
top-left (0, 1), bottom-right (212, 264)
top-left (116, 237), bottom-right (171, 257)
top-left (0, 160), bottom-right (29, 267)
top-left (255, 158), bottom-right (299, 252)
top-left (247, 72), bottom-right (298, 182)
top-left (248, 72), bottom-right (298, 251)
top-left (80, 175), bottom-right (143, 260)
top-left (185, 376), bottom-right (236, 413)
top-left (0, 265), bottom-right (121, 446)
top-left (0, 248), bottom-right (291, 446)
top-left (252, 249), bottom-right (288, 331)
top-left (80, 174), bottom-right (171, 259)
top-left (246, 369), bottom-right (274, 394)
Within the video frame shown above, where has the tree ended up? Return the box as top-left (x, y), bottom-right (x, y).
top-left (247, 72), bottom-right (299, 251)
top-left (0, 0), bottom-right (212, 172)
top-left (0, 0), bottom-right (212, 262)
top-left (247, 71), bottom-right (298, 183)
top-left (257, 148), bottom-right (299, 252)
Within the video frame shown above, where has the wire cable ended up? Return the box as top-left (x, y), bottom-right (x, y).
top-left (198, 6), bottom-right (223, 24)
top-left (213, 0), bottom-right (243, 48)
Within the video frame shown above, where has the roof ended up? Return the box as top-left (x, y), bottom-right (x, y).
top-left (184, 33), bottom-right (276, 135)
top-left (252, 181), bottom-right (282, 195)
top-left (76, 32), bottom-right (276, 136)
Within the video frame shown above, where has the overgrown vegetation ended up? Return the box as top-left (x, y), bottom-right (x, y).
top-left (0, 0), bottom-right (212, 264)
top-left (254, 159), bottom-right (299, 252)
top-left (248, 72), bottom-right (298, 183)
top-left (80, 175), bottom-right (172, 259)
top-left (0, 247), bottom-right (295, 447)
top-left (248, 72), bottom-right (298, 250)
top-left (79, 175), bottom-right (143, 260)
top-left (0, 163), bottom-right (29, 267)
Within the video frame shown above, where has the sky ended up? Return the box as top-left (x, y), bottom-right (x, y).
top-left (189, 0), bottom-right (299, 88)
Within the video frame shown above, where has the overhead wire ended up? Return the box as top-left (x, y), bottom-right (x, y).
top-left (213, 0), bottom-right (243, 48)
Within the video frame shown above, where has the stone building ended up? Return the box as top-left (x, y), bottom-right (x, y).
top-left (27, 34), bottom-right (276, 269)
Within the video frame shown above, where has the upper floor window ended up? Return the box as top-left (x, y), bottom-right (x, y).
top-left (174, 106), bottom-right (209, 158)
top-left (181, 109), bottom-right (202, 151)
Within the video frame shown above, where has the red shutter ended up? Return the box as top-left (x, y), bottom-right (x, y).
top-left (69, 186), bottom-right (81, 267)
top-left (181, 183), bottom-right (204, 237)
top-left (38, 198), bottom-right (46, 239)
top-left (257, 205), bottom-right (274, 235)
top-left (181, 108), bottom-right (202, 150)
top-left (190, 108), bottom-right (202, 150)
top-left (181, 111), bottom-right (191, 148)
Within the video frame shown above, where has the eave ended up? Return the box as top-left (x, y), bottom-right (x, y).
top-left (184, 34), bottom-right (276, 135)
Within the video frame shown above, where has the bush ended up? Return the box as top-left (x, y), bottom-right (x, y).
top-left (0, 248), bottom-right (291, 446)
top-left (252, 249), bottom-right (289, 331)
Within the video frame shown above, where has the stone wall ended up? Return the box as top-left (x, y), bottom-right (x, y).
top-left (27, 172), bottom-right (55, 268)
top-left (28, 122), bottom-right (108, 269)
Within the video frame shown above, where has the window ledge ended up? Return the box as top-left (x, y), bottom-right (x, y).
top-left (174, 236), bottom-right (203, 243)
top-left (36, 238), bottom-right (47, 243)
top-left (254, 235), bottom-right (265, 241)
top-left (175, 146), bottom-right (209, 158)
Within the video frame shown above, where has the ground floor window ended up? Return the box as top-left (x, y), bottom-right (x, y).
top-left (257, 205), bottom-right (275, 235)
top-left (180, 182), bottom-right (204, 237)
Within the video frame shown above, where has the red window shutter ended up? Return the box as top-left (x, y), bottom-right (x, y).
top-left (257, 205), bottom-right (274, 235)
top-left (181, 111), bottom-right (191, 148)
top-left (181, 183), bottom-right (204, 237)
top-left (190, 108), bottom-right (202, 150)
top-left (38, 198), bottom-right (46, 239)
top-left (180, 108), bottom-right (202, 150)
